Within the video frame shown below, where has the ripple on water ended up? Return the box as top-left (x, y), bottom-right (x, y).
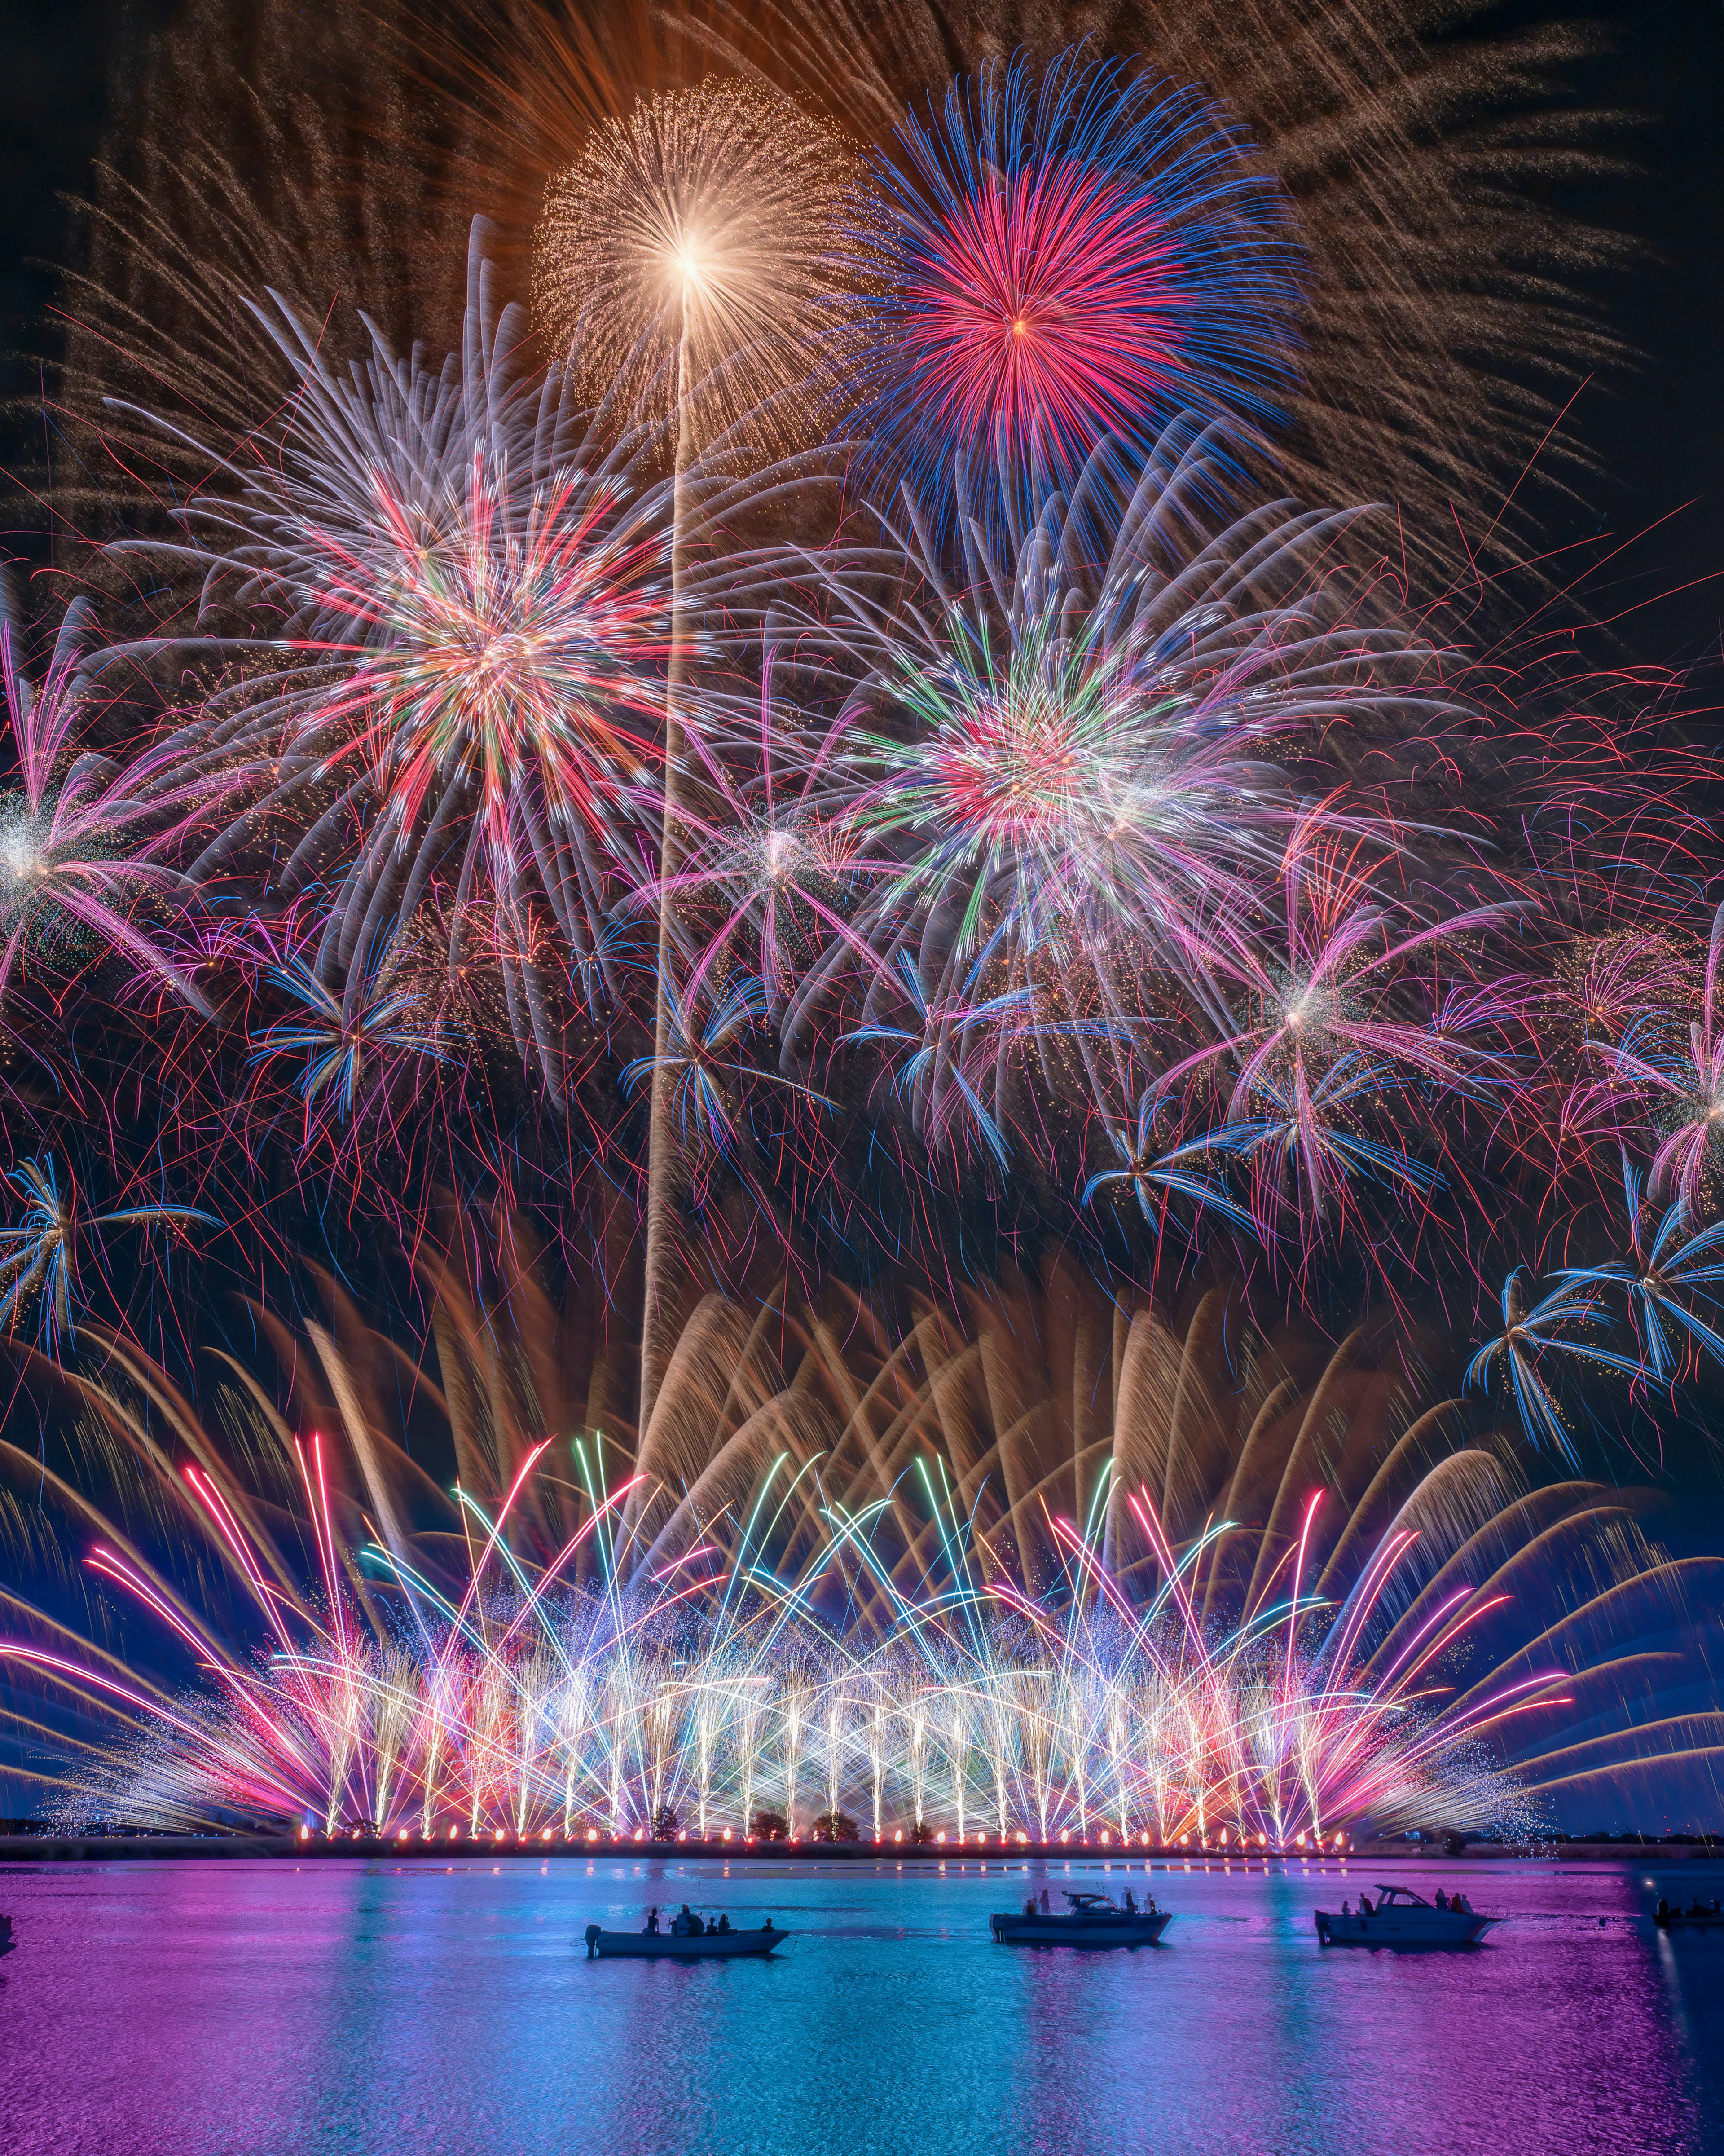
top-left (0, 1857), bottom-right (1716, 2156)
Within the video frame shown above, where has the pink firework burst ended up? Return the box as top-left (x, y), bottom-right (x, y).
top-left (845, 48), bottom-right (1303, 498)
top-left (901, 160), bottom-right (1187, 464)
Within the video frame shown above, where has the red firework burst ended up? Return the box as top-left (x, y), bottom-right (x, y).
top-left (901, 160), bottom-right (1187, 464)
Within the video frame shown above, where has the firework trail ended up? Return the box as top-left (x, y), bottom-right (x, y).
top-left (5, 1249), bottom-right (1718, 1831)
top-left (535, 81), bottom-right (856, 1428)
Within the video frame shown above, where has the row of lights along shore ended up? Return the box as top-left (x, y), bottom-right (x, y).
top-left (298, 1824), bottom-right (1349, 1852)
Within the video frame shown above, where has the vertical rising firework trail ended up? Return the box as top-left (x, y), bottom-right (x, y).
top-left (535, 83), bottom-right (858, 1426)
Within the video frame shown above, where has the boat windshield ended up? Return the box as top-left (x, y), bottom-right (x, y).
top-left (1374, 1885), bottom-right (1432, 1908)
top-left (1064, 1892), bottom-right (1121, 1911)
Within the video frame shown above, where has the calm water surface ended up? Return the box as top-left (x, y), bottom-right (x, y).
top-left (3, 1855), bottom-right (1720, 2155)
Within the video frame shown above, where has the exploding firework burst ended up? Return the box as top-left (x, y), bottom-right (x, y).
top-left (2, 0), bottom-right (1720, 1865)
top-left (768, 419), bottom-right (1497, 1219)
top-left (111, 228), bottom-right (823, 1096)
top-left (841, 50), bottom-right (1302, 504)
top-left (0, 603), bottom-right (211, 1014)
top-left (0, 1155), bottom-right (214, 1352)
top-left (535, 78), bottom-right (858, 453)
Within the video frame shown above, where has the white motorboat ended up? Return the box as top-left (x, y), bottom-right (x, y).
top-left (1315, 1883), bottom-right (1498, 1946)
top-left (990, 1888), bottom-right (1172, 1947)
top-left (584, 1918), bottom-right (787, 1960)
top-left (1655, 1899), bottom-right (1724, 1930)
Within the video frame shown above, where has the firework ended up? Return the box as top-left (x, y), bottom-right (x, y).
top-left (0, 1155), bottom-right (215, 1353)
top-left (246, 933), bottom-right (464, 1134)
top-left (2, 0), bottom-right (1719, 1866)
top-left (534, 81), bottom-right (856, 1423)
top-left (778, 420), bottom-right (1503, 1230)
top-left (1588, 898), bottom-right (1724, 1211)
top-left (825, 421), bottom-right (1445, 988)
top-left (1082, 1089), bottom-right (1254, 1231)
top-left (109, 235), bottom-right (673, 1087)
top-left (620, 974), bottom-right (831, 1164)
top-left (1554, 1153), bottom-right (1724, 1386)
top-left (111, 227), bottom-right (823, 1100)
top-left (1465, 1268), bottom-right (1648, 1469)
top-left (638, 657), bottom-right (886, 1027)
top-left (0, 603), bottom-right (211, 1015)
top-left (1147, 825), bottom-right (1522, 1252)
top-left (37, 1467), bottom-right (1541, 1847)
top-left (535, 78), bottom-right (857, 455)
top-left (5, 1249), bottom-right (1717, 1834)
top-left (841, 51), bottom-right (1302, 503)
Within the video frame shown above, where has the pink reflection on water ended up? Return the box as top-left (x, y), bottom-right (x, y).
top-left (0, 1857), bottom-right (1713, 2156)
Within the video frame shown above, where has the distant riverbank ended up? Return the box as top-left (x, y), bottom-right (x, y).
top-left (3, 1832), bottom-right (1717, 1863)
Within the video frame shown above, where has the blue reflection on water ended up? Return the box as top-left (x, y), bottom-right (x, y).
top-left (2, 1856), bottom-right (1719, 2155)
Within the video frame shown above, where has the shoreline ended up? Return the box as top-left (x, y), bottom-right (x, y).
top-left (2, 1834), bottom-right (1716, 1864)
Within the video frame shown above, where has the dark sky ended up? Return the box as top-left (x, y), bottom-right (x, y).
top-left (1, 0), bottom-right (1721, 673)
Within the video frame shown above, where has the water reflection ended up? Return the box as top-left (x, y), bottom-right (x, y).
top-left (0, 1858), bottom-right (1715, 2155)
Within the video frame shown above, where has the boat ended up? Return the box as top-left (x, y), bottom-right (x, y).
top-left (1655, 1901), bottom-right (1724, 1930)
top-left (1315, 1883), bottom-right (1498, 1946)
top-left (583, 1919), bottom-right (787, 1960)
top-left (989, 1888), bottom-right (1172, 1947)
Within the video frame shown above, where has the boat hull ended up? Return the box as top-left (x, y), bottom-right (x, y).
top-left (1656, 1913), bottom-right (1724, 1930)
top-left (990, 1911), bottom-right (1172, 1947)
top-left (1315, 1909), bottom-right (1496, 1946)
top-left (586, 1927), bottom-right (786, 1960)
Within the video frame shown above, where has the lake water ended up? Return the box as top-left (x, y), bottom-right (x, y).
top-left (3, 1855), bottom-right (1720, 2155)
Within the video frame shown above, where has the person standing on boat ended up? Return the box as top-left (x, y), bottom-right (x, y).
top-left (1434, 1889), bottom-right (1449, 1910)
top-left (1125, 1888), bottom-right (1138, 1914)
top-left (1038, 1888), bottom-right (1051, 1914)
